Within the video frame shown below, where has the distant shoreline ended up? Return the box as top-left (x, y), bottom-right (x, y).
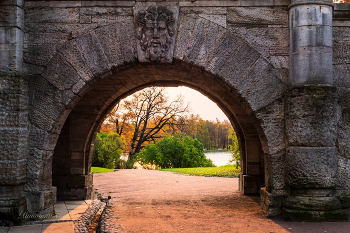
top-left (204, 150), bottom-right (229, 153)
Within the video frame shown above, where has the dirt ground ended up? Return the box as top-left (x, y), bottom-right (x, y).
top-left (94, 169), bottom-right (350, 233)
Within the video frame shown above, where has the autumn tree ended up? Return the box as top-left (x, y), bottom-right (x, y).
top-left (218, 120), bottom-right (231, 149)
top-left (178, 115), bottom-right (232, 150)
top-left (120, 87), bottom-right (190, 159)
top-left (105, 103), bottom-right (134, 136)
top-left (229, 129), bottom-right (240, 169)
top-left (177, 114), bottom-right (201, 139)
top-left (103, 103), bottom-right (135, 151)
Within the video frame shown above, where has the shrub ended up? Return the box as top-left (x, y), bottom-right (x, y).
top-left (115, 157), bottom-right (138, 169)
top-left (137, 134), bottom-right (215, 168)
top-left (92, 132), bottom-right (125, 169)
top-left (115, 159), bottom-right (127, 169)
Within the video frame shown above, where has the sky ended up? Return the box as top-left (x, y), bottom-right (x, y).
top-left (165, 86), bottom-right (229, 122)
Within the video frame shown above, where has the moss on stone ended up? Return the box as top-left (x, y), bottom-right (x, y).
top-left (282, 208), bottom-right (348, 221)
top-left (339, 192), bottom-right (350, 208)
top-left (282, 195), bottom-right (342, 211)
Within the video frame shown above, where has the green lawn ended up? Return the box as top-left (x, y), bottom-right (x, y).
top-left (204, 149), bottom-right (229, 153)
top-left (91, 167), bottom-right (115, 173)
top-left (159, 165), bottom-right (240, 178)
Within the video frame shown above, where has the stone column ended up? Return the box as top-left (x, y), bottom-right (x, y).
top-left (52, 113), bottom-right (94, 200)
top-left (66, 113), bottom-right (94, 200)
top-left (284, 0), bottom-right (347, 220)
top-left (240, 138), bottom-right (264, 194)
top-left (289, 0), bottom-right (333, 85)
top-left (0, 0), bottom-right (28, 218)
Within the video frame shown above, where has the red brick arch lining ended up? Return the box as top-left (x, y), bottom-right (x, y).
top-left (28, 16), bottom-right (286, 209)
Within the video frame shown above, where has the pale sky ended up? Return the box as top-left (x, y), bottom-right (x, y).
top-left (166, 86), bottom-right (229, 122)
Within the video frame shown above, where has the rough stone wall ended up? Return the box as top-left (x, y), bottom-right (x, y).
top-left (333, 4), bottom-right (350, 195)
top-left (3, 0), bottom-right (348, 218)
top-left (22, 1), bottom-right (136, 207)
top-left (23, 1), bottom-right (290, 77)
top-left (19, 1), bottom-right (289, 210)
top-left (23, 1), bottom-right (134, 75)
top-left (227, 6), bottom-right (289, 82)
top-left (0, 0), bottom-right (345, 219)
top-left (0, 0), bottom-right (29, 216)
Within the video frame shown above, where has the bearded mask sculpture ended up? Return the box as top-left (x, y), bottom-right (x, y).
top-left (136, 6), bottom-right (175, 62)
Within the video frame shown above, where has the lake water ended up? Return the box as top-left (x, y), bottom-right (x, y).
top-left (204, 152), bottom-right (234, 167)
top-left (124, 152), bottom-right (234, 167)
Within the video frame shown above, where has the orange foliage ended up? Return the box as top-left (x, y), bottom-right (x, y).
top-left (100, 122), bottom-right (134, 152)
top-left (100, 124), bottom-right (113, 133)
top-left (119, 123), bottom-right (134, 152)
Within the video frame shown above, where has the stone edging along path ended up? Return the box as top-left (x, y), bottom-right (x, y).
top-left (21, 195), bottom-right (107, 233)
top-left (73, 199), bottom-right (106, 233)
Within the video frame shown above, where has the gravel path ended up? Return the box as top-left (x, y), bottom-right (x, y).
top-left (94, 169), bottom-right (350, 233)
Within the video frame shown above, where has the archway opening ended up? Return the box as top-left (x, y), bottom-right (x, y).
top-left (94, 85), bottom-right (236, 170)
top-left (51, 62), bottom-right (266, 200)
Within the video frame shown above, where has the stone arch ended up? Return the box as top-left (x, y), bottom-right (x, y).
top-left (27, 15), bottom-right (287, 213)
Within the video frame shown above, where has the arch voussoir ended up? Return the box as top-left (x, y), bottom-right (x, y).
top-left (216, 42), bottom-right (260, 89)
top-left (94, 20), bottom-right (137, 69)
top-left (94, 25), bottom-right (125, 69)
top-left (182, 17), bottom-right (227, 67)
top-left (238, 58), bottom-right (285, 112)
top-left (56, 39), bottom-right (94, 83)
top-left (75, 32), bottom-right (110, 76)
top-left (174, 14), bottom-right (200, 61)
top-left (204, 32), bottom-right (245, 76)
top-left (116, 20), bottom-right (138, 63)
top-left (256, 99), bottom-right (286, 156)
top-left (42, 53), bottom-right (81, 91)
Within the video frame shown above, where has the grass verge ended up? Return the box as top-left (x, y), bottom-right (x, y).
top-left (91, 167), bottom-right (114, 173)
top-left (159, 165), bottom-right (240, 178)
top-left (204, 149), bottom-right (229, 153)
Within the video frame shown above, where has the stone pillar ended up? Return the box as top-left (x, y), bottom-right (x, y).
top-left (0, 0), bottom-right (28, 218)
top-left (0, 0), bottom-right (24, 73)
top-left (240, 137), bottom-right (264, 194)
top-left (52, 113), bottom-right (94, 200)
top-left (289, 0), bottom-right (333, 85)
top-left (67, 113), bottom-right (94, 199)
top-left (282, 0), bottom-right (347, 220)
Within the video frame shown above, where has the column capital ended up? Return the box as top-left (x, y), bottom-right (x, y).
top-left (289, 0), bottom-right (334, 9)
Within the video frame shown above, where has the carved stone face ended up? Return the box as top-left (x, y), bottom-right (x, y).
top-left (137, 6), bottom-right (174, 62)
